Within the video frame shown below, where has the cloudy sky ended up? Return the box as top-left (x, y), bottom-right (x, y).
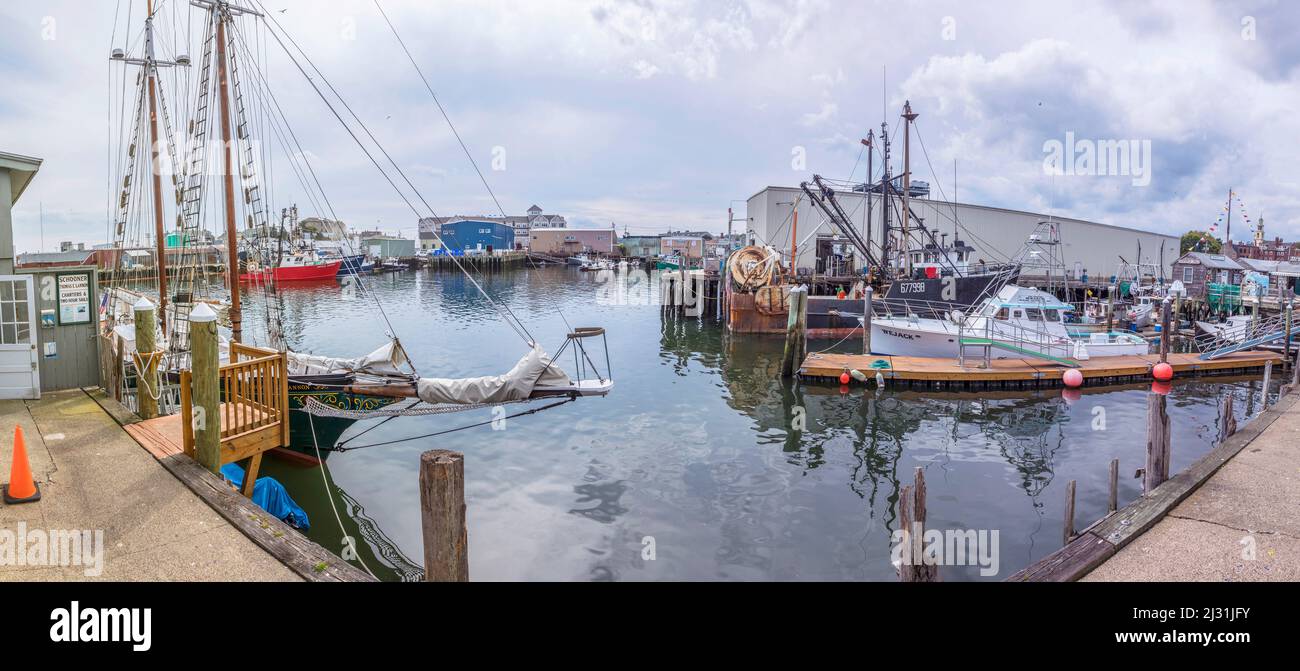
top-left (2, 0), bottom-right (1296, 254)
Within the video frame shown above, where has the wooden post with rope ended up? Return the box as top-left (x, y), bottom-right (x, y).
top-left (1144, 392), bottom-right (1171, 493)
top-left (133, 298), bottom-right (160, 420)
top-left (419, 449), bottom-right (469, 582)
top-left (190, 302), bottom-right (222, 473)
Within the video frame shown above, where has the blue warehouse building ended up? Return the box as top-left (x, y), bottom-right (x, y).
top-left (437, 219), bottom-right (516, 252)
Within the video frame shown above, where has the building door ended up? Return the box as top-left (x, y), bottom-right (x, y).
top-left (0, 275), bottom-right (39, 399)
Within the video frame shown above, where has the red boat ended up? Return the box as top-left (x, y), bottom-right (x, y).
top-left (239, 257), bottom-right (342, 282)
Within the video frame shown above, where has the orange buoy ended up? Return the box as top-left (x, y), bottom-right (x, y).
top-left (1063, 369), bottom-right (1084, 388)
top-left (1152, 362), bottom-right (1174, 382)
top-left (839, 371), bottom-right (851, 385)
top-left (3, 425), bottom-right (40, 504)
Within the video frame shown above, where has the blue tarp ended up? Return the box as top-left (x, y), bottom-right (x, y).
top-left (221, 464), bottom-right (310, 531)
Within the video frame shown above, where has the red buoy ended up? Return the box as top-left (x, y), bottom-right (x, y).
top-left (1063, 369), bottom-right (1084, 388)
top-left (839, 371), bottom-right (851, 384)
top-left (1152, 362), bottom-right (1174, 382)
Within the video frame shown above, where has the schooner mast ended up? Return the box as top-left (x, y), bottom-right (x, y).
top-left (111, 0), bottom-right (189, 334)
top-left (193, 0), bottom-right (262, 344)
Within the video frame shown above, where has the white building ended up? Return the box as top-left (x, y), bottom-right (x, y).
top-left (746, 186), bottom-right (1180, 281)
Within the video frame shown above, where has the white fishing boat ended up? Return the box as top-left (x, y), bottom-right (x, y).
top-left (1195, 315), bottom-right (1253, 341)
top-left (866, 284), bottom-right (1151, 362)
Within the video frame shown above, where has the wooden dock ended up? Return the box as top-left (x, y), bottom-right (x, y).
top-left (800, 350), bottom-right (1284, 389)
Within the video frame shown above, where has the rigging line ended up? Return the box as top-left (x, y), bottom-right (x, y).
top-left (243, 4), bottom-right (545, 345)
top-left (327, 398), bottom-right (577, 452)
top-left (305, 411), bottom-right (378, 580)
top-left (246, 7), bottom-right (538, 349)
top-left (224, 20), bottom-right (420, 355)
top-left (911, 121), bottom-right (1009, 263)
top-left (371, 0), bottom-right (580, 336)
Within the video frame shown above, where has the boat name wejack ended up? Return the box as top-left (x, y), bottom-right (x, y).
top-left (891, 524), bottom-right (999, 577)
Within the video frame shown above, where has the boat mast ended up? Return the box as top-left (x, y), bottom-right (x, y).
top-left (901, 100), bottom-right (918, 277)
top-left (880, 121), bottom-right (891, 275)
top-left (145, 0), bottom-right (169, 334)
top-left (214, 1), bottom-right (242, 342)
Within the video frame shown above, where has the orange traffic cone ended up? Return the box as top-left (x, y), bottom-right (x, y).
top-left (3, 425), bottom-right (40, 504)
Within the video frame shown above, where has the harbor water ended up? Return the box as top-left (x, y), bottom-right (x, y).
top-left (251, 266), bottom-right (1274, 581)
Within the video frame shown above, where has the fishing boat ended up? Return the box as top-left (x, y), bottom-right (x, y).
top-left (866, 284), bottom-right (1151, 361)
top-left (656, 254), bottom-right (682, 271)
top-left (239, 250), bottom-right (341, 282)
top-left (1195, 314), bottom-right (1252, 340)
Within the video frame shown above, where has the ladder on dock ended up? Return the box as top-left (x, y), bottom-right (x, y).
top-left (1196, 312), bottom-right (1300, 360)
top-left (958, 338), bottom-right (1081, 368)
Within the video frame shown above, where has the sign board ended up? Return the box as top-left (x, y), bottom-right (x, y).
top-left (57, 273), bottom-right (92, 325)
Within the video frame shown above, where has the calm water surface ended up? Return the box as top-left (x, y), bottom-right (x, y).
top-left (247, 266), bottom-right (1273, 581)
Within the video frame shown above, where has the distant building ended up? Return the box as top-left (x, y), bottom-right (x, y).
top-left (438, 220), bottom-right (516, 252)
top-left (419, 204), bottom-right (566, 250)
top-left (529, 229), bottom-right (614, 256)
top-left (361, 236), bottom-right (416, 259)
top-left (16, 249), bottom-right (93, 269)
top-left (620, 235), bottom-right (662, 258)
top-left (661, 231), bottom-right (715, 258)
top-left (1171, 251), bottom-right (1246, 299)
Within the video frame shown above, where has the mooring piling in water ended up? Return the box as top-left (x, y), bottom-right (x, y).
top-left (780, 285), bottom-right (808, 378)
top-left (1108, 458), bottom-right (1119, 513)
top-left (1262, 360), bottom-right (1273, 411)
top-left (1219, 393), bottom-right (1237, 444)
top-left (898, 467), bottom-right (938, 582)
top-left (1062, 479), bottom-right (1076, 546)
top-left (419, 449), bottom-right (469, 582)
top-left (1158, 296), bottom-right (1172, 363)
top-left (1144, 392), bottom-right (1171, 493)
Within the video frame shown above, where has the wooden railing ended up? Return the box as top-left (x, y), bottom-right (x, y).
top-left (181, 342), bottom-right (289, 497)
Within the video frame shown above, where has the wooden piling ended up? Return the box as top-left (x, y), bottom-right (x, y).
top-left (190, 302), bottom-right (221, 474)
top-left (862, 286), bottom-right (873, 355)
top-left (1108, 458), bottom-right (1119, 513)
top-left (419, 449), bottom-right (469, 582)
top-left (1285, 300), bottom-right (1294, 368)
top-left (1106, 285), bottom-right (1116, 333)
top-left (1144, 393), bottom-right (1170, 493)
top-left (1158, 297), bottom-right (1172, 363)
top-left (1261, 360), bottom-right (1272, 411)
top-left (898, 467), bottom-right (938, 582)
top-left (1218, 393), bottom-right (1237, 444)
top-left (780, 286), bottom-right (808, 378)
top-left (1063, 479), bottom-right (1076, 545)
top-left (133, 299), bottom-right (160, 420)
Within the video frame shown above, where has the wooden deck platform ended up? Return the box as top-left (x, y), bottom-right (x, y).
top-left (125, 402), bottom-right (269, 460)
top-left (800, 350), bottom-right (1284, 389)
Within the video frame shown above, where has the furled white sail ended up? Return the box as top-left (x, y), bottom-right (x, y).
top-left (286, 341), bottom-right (411, 377)
top-left (415, 345), bottom-right (572, 405)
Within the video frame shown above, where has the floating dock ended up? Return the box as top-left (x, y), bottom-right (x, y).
top-left (800, 350), bottom-right (1284, 389)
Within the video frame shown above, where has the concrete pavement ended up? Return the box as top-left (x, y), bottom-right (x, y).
top-left (1084, 394), bottom-right (1300, 581)
top-left (0, 389), bottom-right (300, 581)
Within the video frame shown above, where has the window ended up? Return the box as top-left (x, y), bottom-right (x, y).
top-left (1182, 266), bottom-right (1194, 283)
top-left (1044, 309), bottom-right (1061, 322)
top-left (1012, 309), bottom-right (1025, 319)
top-left (1025, 307), bottom-right (1044, 320)
top-left (0, 279), bottom-right (32, 345)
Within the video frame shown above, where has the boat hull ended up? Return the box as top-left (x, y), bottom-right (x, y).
top-left (869, 318), bottom-right (1150, 359)
top-left (240, 260), bottom-right (343, 282)
top-left (282, 379), bottom-right (403, 461)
